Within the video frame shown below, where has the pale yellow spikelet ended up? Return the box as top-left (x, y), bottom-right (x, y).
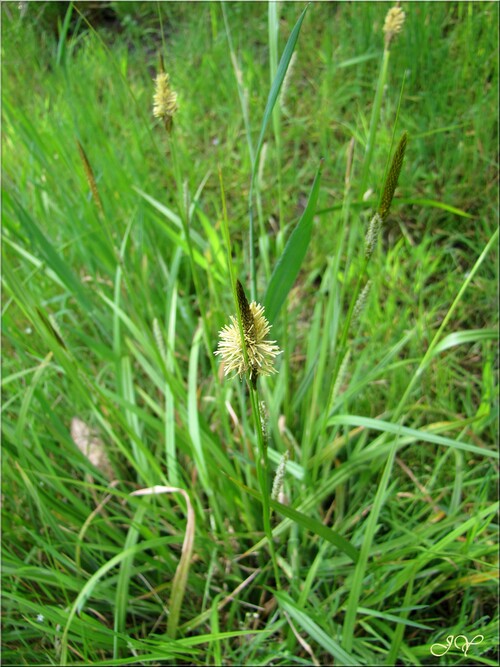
top-left (153, 71), bottom-right (178, 132)
top-left (215, 284), bottom-right (282, 384)
top-left (383, 6), bottom-right (405, 48)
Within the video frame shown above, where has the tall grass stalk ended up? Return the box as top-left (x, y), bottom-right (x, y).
top-left (221, 4), bottom-right (266, 295)
top-left (268, 1), bottom-right (292, 421)
top-left (218, 169), bottom-right (281, 590)
top-left (359, 4), bottom-right (405, 196)
top-left (2, 4), bottom-right (497, 663)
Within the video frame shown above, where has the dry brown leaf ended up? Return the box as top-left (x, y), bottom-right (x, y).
top-left (71, 417), bottom-right (113, 479)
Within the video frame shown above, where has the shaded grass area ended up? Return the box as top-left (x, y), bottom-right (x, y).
top-left (2, 2), bottom-right (498, 665)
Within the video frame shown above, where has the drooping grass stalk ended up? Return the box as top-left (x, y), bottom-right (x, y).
top-left (341, 225), bottom-right (499, 652)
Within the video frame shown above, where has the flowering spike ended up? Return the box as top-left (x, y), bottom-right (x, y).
top-left (271, 450), bottom-right (289, 501)
top-left (153, 70), bottom-right (178, 133)
top-left (383, 6), bottom-right (406, 49)
top-left (236, 280), bottom-right (253, 335)
top-left (378, 132), bottom-right (408, 221)
top-left (364, 212), bottom-right (383, 259)
top-left (215, 287), bottom-right (282, 385)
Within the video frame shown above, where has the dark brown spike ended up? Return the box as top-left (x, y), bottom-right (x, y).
top-left (236, 280), bottom-right (253, 334)
top-left (76, 140), bottom-right (103, 214)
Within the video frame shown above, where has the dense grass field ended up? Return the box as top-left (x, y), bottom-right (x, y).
top-left (2, 2), bottom-right (498, 665)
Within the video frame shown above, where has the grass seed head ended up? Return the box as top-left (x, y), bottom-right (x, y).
top-left (353, 280), bottom-right (372, 323)
top-left (153, 71), bottom-right (178, 133)
top-left (383, 6), bottom-right (406, 49)
top-left (215, 283), bottom-right (282, 385)
top-left (364, 213), bottom-right (383, 259)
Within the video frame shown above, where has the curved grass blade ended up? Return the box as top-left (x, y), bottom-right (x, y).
top-left (263, 161), bottom-right (323, 324)
top-left (249, 4), bottom-right (310, 298)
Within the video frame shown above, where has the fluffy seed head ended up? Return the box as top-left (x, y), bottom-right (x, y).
top-left (215, 292), bottom-right (282, 384)
top-left (153, 72), bottom-right (178, 131)
top-left (383, 7), bottom-right (405, 48)
top-left (353, 280), bottom-right (372, 323)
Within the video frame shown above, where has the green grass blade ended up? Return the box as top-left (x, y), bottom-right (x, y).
top-left (431, 328), bottom-right (498, 355)
top-left (226, 474), bottom-right (359, 563)
top-left (188, 326), bottom-right (209, 491)
top-left (7, 194), bottom-right (93, 312)
top-left (275, 591), bottom-right (360, 665)
top-left (264, 161), bottom-right (323, 323)
top-left (252, 5), bottom-right (309, 179)
top-left (327, 414), bottom-right (498, 459)
top-left (397, 197), bottom-right (475, 218)
top-left (113, 506), bottom-right (146, 659)
top-left (249, 3), bottom-right (310, 297)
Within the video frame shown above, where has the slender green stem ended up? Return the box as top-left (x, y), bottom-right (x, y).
top-left (221, 4), bottom-right (259, 301)
top-left (167, 137), bottom-right (231, 528)
top-left (169, 136), bottom-right (220, 386)
top-left (314, 226), bottom-right (368, 453)
top-left (249, 381), bottom-right (281, 590)
top-left (360, 48), bottom-right (391, 196)
top-left (268, 1), bottom-right (290, 423)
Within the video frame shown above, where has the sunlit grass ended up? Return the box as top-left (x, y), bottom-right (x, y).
top-left (2, 2), bottom-right (498, 665)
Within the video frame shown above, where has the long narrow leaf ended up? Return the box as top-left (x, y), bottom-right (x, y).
top-left (264, 162), bottom-right (323, 323)
top-left (252, 5), bottom-right (309, 180)
top-left (328, 414), bottom-right (499, 459)
top-left (226, 474), bottom-right (359, 563)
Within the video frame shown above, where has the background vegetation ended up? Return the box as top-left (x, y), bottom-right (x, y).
top-left (2, 1), bottom-right (498, 665)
